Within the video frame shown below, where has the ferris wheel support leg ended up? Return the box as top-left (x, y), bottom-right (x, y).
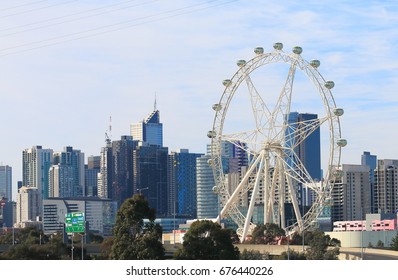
top-left (286, 175), bottom-right (303, 232)
top-left (280, 161), bottom-right (286, 229)
top-left (216, 154), bottom-right (262, 222)
top-left (263, 155), bottom-right (270, 225)
top-left (242, 154), bottom-right (265, 241)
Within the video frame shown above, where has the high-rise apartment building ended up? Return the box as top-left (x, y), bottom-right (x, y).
top-left (196, 153), bottom-right (217, 219)
top-left (374, 159), bottom-right (398, 214)
top-left (85, 155), bottom-right (100, 197)
top-left (168, 149), bottom-right (203, 218)
top-left (22, 146), bottom-right (53, 217)
top-left (331, 164), bottom-right (371, 222)
top-left (196, 142), bottom-right (248, 220)
top-left (130, 109), bottom-right (163, 146)
top-left (0, 165), bottom-right (12, 201)
top-left (97, 144), bottom-right (112, 199)
top-left (16, 186), bottom-right (39, 227)
top-left (50, 146), bottom-right (85, 197)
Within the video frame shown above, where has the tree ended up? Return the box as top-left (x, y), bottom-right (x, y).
top-left (275, 249), bottom-right (306, 260)
top-left (110, 194), bottom-right (164, 260)
top-left (1, 231), bottom-right (69, 260)
top-left (391, 233), bottom-right (398, 251)
top-left (305, 231), bottom-right (339, 260)
top-left (249, 223), bottom-right (285, 244)
top-left (174, 220), bottom-right (239, 260)
top-left (239, 249), bottom-right (265, 260)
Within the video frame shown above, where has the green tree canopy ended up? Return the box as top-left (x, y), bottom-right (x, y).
top-left (391, 233), bottom-right (398, 251)
top-left (249, 223), bottom-right (285, 244)
top-left (174, 220), bottom-right (239, 260)
top-left (110, 194), bottom-right (164, 260)
top-left (305, 231), bottom-right (340, 260)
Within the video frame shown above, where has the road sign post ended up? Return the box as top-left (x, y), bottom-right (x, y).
top-left (65, 212), bottom-right (85, 260)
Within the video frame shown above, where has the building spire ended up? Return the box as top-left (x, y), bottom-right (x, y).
top-left (154, 92), bottom-right (157, 111)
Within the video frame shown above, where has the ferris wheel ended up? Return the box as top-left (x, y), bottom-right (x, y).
top-left (208, 42), bottom-right (346, 241)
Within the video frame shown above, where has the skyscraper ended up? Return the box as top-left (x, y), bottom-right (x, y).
top-left (168, 149), bottom-right (203, 218)
top-left (331, 164), bottom-right (371, 222)
top-left (286, 112), bottom-right (321, 207)
top-left (98, 144), bottom-right (112, 199)
top-left (51, 146), bottom-right (85, 197)
top-left (85, 156), bottom-right (100, 196)
top-left (361, 151), bottom-right (377, 213)
top-left (130, 108), bottom-right (163, 146)
top-left (133, 144), bottom-right (168, 216)
top-left (0, 165), bottom-right (12, 201)
top-left (196, 142), bottom-right (248, 220)
top-left (22, 146), bottom-right (53, 217)
top-left (374, 159), bottom-right (398, 214)
top-left (16, 186), bottom-right (39, 226)
top-left (110, 136), bottom-right (137, 207)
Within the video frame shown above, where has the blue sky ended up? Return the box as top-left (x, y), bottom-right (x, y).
top-left (1, 0), bottom-right (398, 198)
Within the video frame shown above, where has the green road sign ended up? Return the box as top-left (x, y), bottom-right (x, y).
top-left (65, 212), bottom-right (85, 233)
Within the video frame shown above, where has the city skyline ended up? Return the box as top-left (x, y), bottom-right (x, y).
top-left (1, 1), bottom-right (398, 198)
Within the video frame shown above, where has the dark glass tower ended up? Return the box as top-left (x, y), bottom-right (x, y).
top-left (110, 136), bottom-right (137, 208)
top-left (168, 149), bottom-right (203, 218)
top-left (133, 145), bottom-right (169, 216)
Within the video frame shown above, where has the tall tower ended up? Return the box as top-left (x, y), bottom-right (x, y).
top-left (331, 164), bottom-right (371, 222)
top-left (51, 146), bottom-right (85, 197)
top-left (168, 149), bottom-right (203, 218)
top-left (374, 159), bottom-right (398, 214)
top-left (361, 151), bottom-right (377, 213)
top-left (197, 142), bottom-right (248, 220)
top-left (0, 165), bottom-right (12, 201)
top-left (16, 186), bottom-right (39, 226)
top-left (22, 146), bottom-right (53, 218)
top-left (130, 108), bottom-right (163, 146)
top-left (110, 136), bottom-right (137, 207)
top-left (133, 144), bottom-right (168, 216)
top-left (286, 112), bottom-right (321, 207)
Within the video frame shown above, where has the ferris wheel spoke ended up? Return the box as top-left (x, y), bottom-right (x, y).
top-left (284, 116), bottom-right (328, 150)
top-left (270, 62), bottom-right (297, 128)
top-left (222, 130), bottom-right (262, 154)
top-left (244, 74), bottom-right (272, 131)
top-left (276, 149), bottom-right (318, 188)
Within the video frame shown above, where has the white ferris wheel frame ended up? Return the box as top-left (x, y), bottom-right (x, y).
top-left (209, 43), bottom-right (345, 241)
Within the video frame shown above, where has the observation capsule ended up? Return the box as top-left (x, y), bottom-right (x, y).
top-left (212, 186), bottom-right (219, 194)
top-left (207, 130), bottom-right (216, 138)
top-left (325, 81), bottom-right (335, 89)
top-left (337, 139), bottom-right (347, 147)
top-left (237, 60), bottom-right (246, 67)
top-left (207, 159), bottom-right (213, 166)
top-left (254, 47), bottom-right (264, 55)
top-left (273, 42), bottom-right (283, 50)
top-left (222, 79), bottom-right (232, 87)
top-left (212, 103), bottom-right (222, 111)
top-left (325, 81), bottom-right (334, 89)
top-left (293, 46), bottom-right (303, 54)
top-left (333, 108), bottom-right (344, 117)
top-left (310, 59), bottom-right (320, 68)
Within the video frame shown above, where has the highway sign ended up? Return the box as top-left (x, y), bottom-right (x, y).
top-left (65, 212), bottom-right (85, 233)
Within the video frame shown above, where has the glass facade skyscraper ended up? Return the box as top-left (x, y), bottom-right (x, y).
top-left (168, 149), bottom-right (203, 218)
top-left (0, 165), bottom-right (12, 201)
top-left (130, 110), bottom-right (163, 146)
